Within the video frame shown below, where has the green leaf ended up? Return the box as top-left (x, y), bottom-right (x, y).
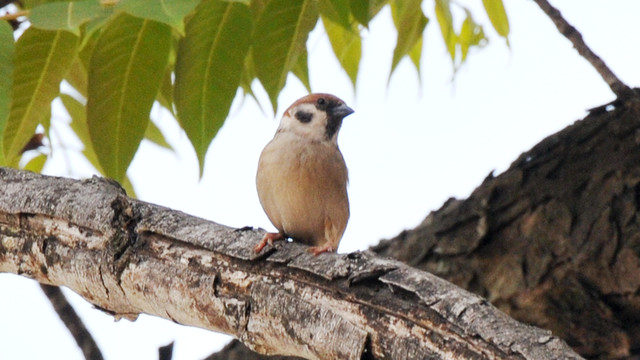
top-left (175, 0), bottom-right (252, 175)
top-left (483, 0), bottom-right (509, 39)
top-left (115, 0), bottom-right (200, 35)
top-left (239, 50), bottom-right (266, 113)
top-left (3, 28), bottom-right (78, 166)
top-left (292, 47), bottom-right (311, 92)
top-left (144, 119), bottom-right (172, 150)
top-left (157, 67), bottom-right (175, 116)
top-left (349, 0), bottom-right (386, 27)
top-left (65, 26), bottom-right (100, 97)
top-left (29, 0), bottom-right (106, 35)
top-left (80, 25), bottom-right (99, 67)
top-left (408, 36), bottom-right (422, 73)
top-left (23, 153), bottom-right (47, 173)
top-left (249, 0), bottom-right (269, 19)
top-left (40, 103), bottom-right (52, 136)
top-left (0, 21), bottom-right (15, 166)
top-left (241, 49), bottom-right (257, 91)
top-left (61, 94), bottom-right (86, 134)
top-left (434, 0), bottom-right (455, 62)
top-left (319, 0), bottom-right (351, 29)
top-left (252, 0), bottom-right (318, 111)
top-left (65, 57), bottom-right (88, 97)
top-left (21, 0), bottom-right (61, 10)
top-left (390, 0), bottom-right (427, 77)
top-left (87, 14), bottom-right (171, 181)
top-left (80, 11), bottom-right (113, 48)
top-left (61, 94), bottom-right (93, 153)
top-left (459, 12), bottom-right (485, 62)
top-left (61, 93), bottom-right (104, 173)
top-left (322, 16), bottom-right (361, 88)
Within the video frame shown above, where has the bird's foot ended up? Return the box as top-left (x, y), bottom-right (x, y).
top-left (254, 232), bottom-right (285, 253)
top-left (307, 243), bottom-right (335, 256)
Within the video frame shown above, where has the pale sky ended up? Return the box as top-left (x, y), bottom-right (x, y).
top-left (2, 1), bottom-right (639, 359)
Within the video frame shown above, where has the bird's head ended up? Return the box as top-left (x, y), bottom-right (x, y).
top-left (277, 93), bottom-right (354, 144)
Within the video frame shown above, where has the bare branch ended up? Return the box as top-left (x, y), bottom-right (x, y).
top-left (39, 284), bottom-right (104, 360)
top-left (532, 0), bottom-right (634, 100)
top-left (0, 167), bottom-right (582, 359)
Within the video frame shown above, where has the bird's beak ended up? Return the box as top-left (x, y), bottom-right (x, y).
top-left (330, 103), bottom-right (355, 120)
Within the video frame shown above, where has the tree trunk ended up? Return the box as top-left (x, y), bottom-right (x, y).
top-left (374, 96), bottom-right (640, 358)
top-left (0, 167), bottom-right (581, 359)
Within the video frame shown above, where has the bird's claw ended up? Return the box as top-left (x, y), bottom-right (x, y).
top-left (254, 232), bottom-right (285, 253)
top-left (307, 244), bottom-right (334, 256)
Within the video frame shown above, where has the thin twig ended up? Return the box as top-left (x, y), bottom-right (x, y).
top-left (40, 284), bottom-right (104, 360)
top-left (533, 0), bottom-right (635, 100)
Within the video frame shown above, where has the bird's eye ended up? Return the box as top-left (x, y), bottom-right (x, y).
top-left (317, 98), bottom-right (325, 105)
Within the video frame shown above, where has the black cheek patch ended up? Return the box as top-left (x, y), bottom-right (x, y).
top-left (295, 110), bottom-right (313, 123)
top-left (325, 118), bottom-right (342, 140)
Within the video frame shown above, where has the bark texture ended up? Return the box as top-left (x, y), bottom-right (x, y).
top-left (0, 167), bottom-right (581, 359)
top-left (374, 97), bottom-right (640, 358)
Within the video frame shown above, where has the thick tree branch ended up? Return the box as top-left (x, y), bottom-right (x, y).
top-left (0, 167), bottom-right (581, 359)
top-left (374, 92), bottom-right (640, 358)
top-left (533, 0), bottom-right (635, 100)
top-left (40, 284), bottom-right (104, 360)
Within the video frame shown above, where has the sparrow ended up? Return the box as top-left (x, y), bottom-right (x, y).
top-left (254, 93), bottom-right (353, 255)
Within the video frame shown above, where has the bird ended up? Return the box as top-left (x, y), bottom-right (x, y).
top-left (254, 93), bottom-right (353, 255)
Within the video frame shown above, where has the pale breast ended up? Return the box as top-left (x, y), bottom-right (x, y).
top-left (256, 133), bottom-right (349, 246)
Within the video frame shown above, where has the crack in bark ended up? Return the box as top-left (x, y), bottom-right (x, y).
top-left (109, 197), bottom-right (143, 281)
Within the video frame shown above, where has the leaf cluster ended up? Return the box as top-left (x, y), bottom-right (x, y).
top-left (0, 0), bottom-right (509, 183)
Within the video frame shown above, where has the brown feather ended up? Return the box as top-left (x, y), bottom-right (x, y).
top-left (256, 133), bottom-right (349, 248)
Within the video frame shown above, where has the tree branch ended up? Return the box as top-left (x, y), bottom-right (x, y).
top-left (0, 167), bottom-right (581, 359)
top-left (158, 341), bottom-right (174, 360)
top-left (532, 0), bottom-right (635, 100)
top-left (373, 92), bottom-right (640, 357)
top-left (39, 284), bottom-right (104, 360)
